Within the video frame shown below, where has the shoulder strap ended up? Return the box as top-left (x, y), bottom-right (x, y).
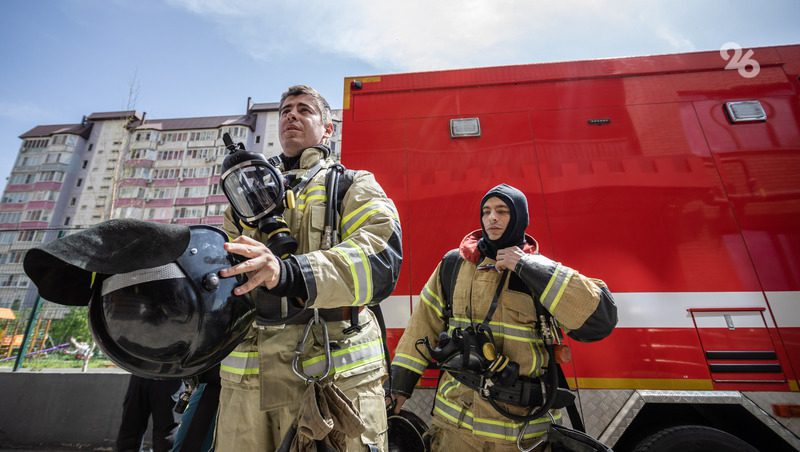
top-left (335, 168), bottom-right (357, 216)
top-left (439, 249), bottom-right (463, 329)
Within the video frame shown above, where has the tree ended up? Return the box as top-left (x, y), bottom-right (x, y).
top-left (49, 306), bottom-right (91, 345)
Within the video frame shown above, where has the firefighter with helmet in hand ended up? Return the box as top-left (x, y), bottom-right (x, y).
top-left (215, 85), bottom-right (402, 451)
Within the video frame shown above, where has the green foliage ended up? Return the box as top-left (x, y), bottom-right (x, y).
top-left (49, 307), bottom-right (92, 344)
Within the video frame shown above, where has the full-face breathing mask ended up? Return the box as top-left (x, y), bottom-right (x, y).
top-left (220, 133), bottom-right (297, 257)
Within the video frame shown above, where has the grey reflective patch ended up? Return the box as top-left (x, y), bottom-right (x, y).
top-left (101, 263), bottom-right (185, 296)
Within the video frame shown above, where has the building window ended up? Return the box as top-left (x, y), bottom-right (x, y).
top-left (76, 178), bottom-right (82, 187)
top-left (82, 160), bottom-right (88, 169)
top-left (70, 197), bottom-right (76, 206)
top-left (64, 216), bottom-right (71, 226)
top-left (256, 136), bottom-right (261, 144)
top-left (88, 144), bottom-right (93, 151)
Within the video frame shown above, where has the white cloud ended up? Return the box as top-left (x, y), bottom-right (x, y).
top-left (163, 0), bottom-right (754, 72)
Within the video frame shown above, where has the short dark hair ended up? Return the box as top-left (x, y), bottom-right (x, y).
top-left (279, 85), bottom-right (331, 125)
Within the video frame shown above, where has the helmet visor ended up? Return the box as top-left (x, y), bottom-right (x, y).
top-left (221, 162), bottom-right (284, 222)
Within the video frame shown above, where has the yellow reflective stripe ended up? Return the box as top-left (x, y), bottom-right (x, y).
top-left (528, 341), bottom-right (538, 376)
top-left (331, 246), bottom-right (360, 304)
top-left (298, 185), bottom-right (326, 200)
top-left (219, 365), bottom-right (259, 376)
top-left (344, 206), bottom-right (381, 237)
top-left (450, 317), bottom-right (540, 343)
top-left (296, 185), bottom-right (327, 210)
top-left (220, 350), bottom-right (259, 376)
top-left (424, 284), bottom-right (442, 306)
top-left (341, 200), bottom-right (375, 227)
top-left (393, 352), bottom-right (427, 374)
top-left (394, 361), bottom-right (424, 374)
top-left (420, 290), bottom-right (443, 318)
top-left (351, 241), bottom-right (372, 304)
top-left (331, 240), bottom-right (372, 305)
top-left (227, 351), bottom-right (259, 358)
top-left (549, 269), bottom-right (575, 313)
top-left (396, 352), bottom-right (428, 367)
top-left (433, 393), bottom-right (557, 441)
top-left (301, 339), bottom-right (384, 376)
top-left (341, 200), bottom-right (398, 239)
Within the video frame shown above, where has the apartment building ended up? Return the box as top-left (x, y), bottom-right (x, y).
top-left (0, 100), bottom-right (342, 312)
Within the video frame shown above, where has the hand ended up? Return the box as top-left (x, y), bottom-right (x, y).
top-left (386, 394), bottom-right (408, 415)
top-left (219, 235), bottom-right (281, 294)
top-left (495, 246), bottom-right (524, 272)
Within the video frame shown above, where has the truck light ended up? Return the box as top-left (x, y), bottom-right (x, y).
top-left (450, 118), bottom-right (481, 138)
top-left (725, 100), bottom-right (766, 123)
top-left (772, 404), bottom-right (800, 418)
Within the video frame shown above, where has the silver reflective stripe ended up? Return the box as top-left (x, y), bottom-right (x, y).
top-left (341, 201), bottom-right (383, 238)
top-left (101, 263), bottom-right (185, 296)
top-left (302, 339), bottom-right (384, 377)
top-left (393, 352), bottom-right (427, 374)
top-left (540, 264), bottom-right (575, 312)
top-left (220, 351), bottom-right (260, 376)
top-left (433, 393), bottom-right (553, 441)
top-left (331, 240), bottom-right (372, 305)
top-left (420, 283), bottom-right (444, 317)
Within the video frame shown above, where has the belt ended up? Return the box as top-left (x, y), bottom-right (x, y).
top-left (255, 306), bottom-right (366, 328)
top-left (450, 371), bottom-right (545, 408)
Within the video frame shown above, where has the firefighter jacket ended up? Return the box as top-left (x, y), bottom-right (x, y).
top-left (391, 230), bottom-right (617, 444)
top-left (219, 146), bottom-right (403, 410)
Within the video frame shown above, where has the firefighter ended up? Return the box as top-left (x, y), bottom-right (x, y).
top-left (389, 184), bottom-right (617, 451)
top-left (215, 85), bottom-right (403, 451)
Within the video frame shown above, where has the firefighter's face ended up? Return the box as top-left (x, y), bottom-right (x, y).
top-left (482, 197), bottom-right (511, 241)
top-left (279, 94), bottom-right (333, 157)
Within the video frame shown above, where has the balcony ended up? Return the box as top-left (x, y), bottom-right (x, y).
top-left (0, 203), bottom-right (25, 212)
top-left (125, 159), bottom-right (155, 168)
top-left (26, 201), bottom-right (56, 210)
top-left (33, 181), bottom-right (63, 191)
top-left (174, 197), bottom-right (206, 206)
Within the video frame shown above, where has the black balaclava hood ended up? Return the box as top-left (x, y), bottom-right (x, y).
top-left (477, 184), bottom-right (529, 260)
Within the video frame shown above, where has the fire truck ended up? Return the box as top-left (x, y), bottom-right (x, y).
top-left (340, 44), bottom-right (800, 451)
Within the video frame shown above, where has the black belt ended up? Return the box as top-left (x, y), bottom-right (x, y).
top-left (450, 371), bottom-right (545, 408)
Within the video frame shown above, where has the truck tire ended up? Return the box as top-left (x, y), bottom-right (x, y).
top-left (632, 425), bottom-right (758, 452)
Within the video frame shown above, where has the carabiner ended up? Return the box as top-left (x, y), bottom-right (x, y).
top-left (516, 411), bottom-right (555, 452)
top-left (291, 309), bottom-right (333, 383)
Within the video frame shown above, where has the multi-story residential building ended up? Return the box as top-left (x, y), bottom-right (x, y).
top-left (0, 100), bottom-right (342, 313)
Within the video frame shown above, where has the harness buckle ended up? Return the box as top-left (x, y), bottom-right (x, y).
top-left (479, 376), bottom-right (494, 399)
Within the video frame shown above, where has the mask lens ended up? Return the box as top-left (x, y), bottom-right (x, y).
top-left (222, 164), bottom-right (281, 220)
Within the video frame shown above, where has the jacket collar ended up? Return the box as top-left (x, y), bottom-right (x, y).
top-left (458, 229), bottom-right (539, 264)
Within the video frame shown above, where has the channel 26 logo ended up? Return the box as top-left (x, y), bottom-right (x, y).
top-left (720, 42), bottom-right (760, 78)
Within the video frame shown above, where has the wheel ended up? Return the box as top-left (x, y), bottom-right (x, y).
top-left (632, 425), bottom-right (758, 452)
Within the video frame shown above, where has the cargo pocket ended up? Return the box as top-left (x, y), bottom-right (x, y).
top-left (307, 204), bottom-right (326, 252)
top-left (502, 292), bottom-right (537, 327)
top-left (357, 391), bottom-right (388, 448)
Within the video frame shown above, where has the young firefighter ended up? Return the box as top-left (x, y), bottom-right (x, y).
top-left (389, 184), bottom-right (617, 451)
top-left (217, 85), bottom-right (402, 450)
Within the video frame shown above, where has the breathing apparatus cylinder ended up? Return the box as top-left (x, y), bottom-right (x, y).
top-left (220, 133), bottom-right (297, 257)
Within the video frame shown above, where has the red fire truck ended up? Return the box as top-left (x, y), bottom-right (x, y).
top-left (340, 44), bottom-right (800, 451)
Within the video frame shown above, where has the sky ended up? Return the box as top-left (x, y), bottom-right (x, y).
top-left (1, 0), bottom-right (798, 193)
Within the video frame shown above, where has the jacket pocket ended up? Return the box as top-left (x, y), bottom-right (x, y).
top-left (501, 291), bottom-right (537, 327)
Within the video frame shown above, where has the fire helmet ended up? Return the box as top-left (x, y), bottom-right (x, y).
top-left (387, 408), bottom-right (429, 452)
top-left (23, 220), bottom-right (255, 378)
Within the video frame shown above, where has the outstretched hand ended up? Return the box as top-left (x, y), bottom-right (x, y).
top-left (219, 235), bottom-right (281, 294)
